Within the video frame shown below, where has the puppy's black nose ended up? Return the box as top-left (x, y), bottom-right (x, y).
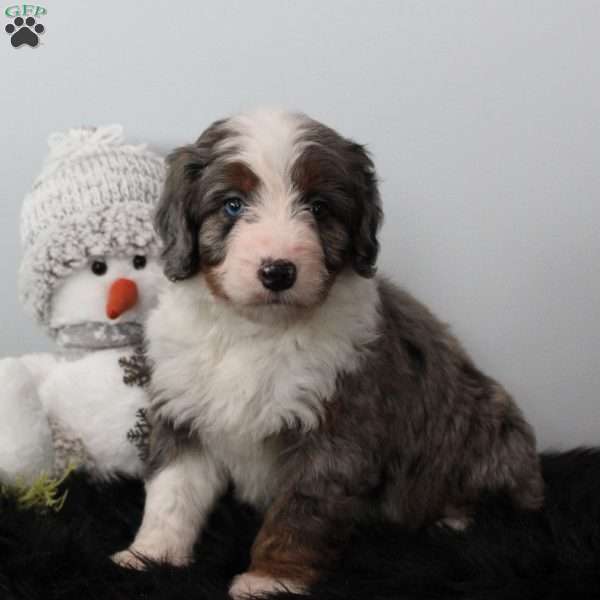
top-left (258, 260), bottom-right (297, 291)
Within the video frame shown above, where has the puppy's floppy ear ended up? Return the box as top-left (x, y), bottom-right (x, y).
top-left (155, 119), bottom-right (228, 281)
top-left (154, 145), bottom-right (205, 281)
top-left (349, 143), bottom-right (383, 278)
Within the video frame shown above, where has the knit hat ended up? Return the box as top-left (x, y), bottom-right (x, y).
top-left (19, 124), bottom-right (166, 328)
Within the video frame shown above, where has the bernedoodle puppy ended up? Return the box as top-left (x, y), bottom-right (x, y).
top-left (112, 110), bottom-right (544, 598)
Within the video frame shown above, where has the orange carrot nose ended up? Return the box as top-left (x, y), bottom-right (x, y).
top-left (106, 278), bottom-right (139, 320)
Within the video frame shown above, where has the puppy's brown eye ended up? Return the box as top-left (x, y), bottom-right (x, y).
top-left (133, 255), bottom-right (147, 270)
top-left (310, 199), bottom-right (328, 218)
top-left (91, 260), bottom-right (107, 276)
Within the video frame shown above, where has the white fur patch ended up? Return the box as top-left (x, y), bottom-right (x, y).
top-left (147, 270), bottom-right (380, 506)
top-left (219, 109), bottom-right (308, 185)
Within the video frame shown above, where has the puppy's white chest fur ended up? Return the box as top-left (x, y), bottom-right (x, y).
top-left (205, 431), bottom-right (285, 508)
top-left (147, 272), bottom-right (379, 505)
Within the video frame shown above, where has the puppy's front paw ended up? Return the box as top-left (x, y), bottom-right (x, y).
top-left (111, 546), bottom-right (191, 570)
top-left (111, 548), bottom-right (149, 570)
top-left (229, 571), bottom-right (306, 599)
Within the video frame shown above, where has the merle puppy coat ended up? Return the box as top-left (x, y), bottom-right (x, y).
top-left (113, 110), bottom-right (543, 598)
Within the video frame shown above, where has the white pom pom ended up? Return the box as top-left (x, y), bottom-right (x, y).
top-left (47, 124), bottom-right (124, 154)
top-left (38, 124), bottom-right (125, 183)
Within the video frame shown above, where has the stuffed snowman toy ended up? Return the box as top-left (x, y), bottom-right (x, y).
top-left (0, 125), bottom-right (165, 485)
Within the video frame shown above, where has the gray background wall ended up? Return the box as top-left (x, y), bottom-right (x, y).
top-left (1, 1), bottom-right (598, 450)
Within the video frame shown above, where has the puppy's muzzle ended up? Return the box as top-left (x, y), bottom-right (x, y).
top-left (258, 259), bottom-right (297, 291)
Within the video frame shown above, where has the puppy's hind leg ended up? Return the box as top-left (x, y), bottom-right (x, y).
top-left (497, 409), bottom-right (545, 512)
top-left (112, 447), bottom-right (226, 569)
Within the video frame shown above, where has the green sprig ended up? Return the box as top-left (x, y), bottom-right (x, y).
top-left (1, 463), bottom-right (76, 512)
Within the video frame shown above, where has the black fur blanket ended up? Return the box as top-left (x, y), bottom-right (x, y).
top-left (1, 450), bottom-right (599, 600)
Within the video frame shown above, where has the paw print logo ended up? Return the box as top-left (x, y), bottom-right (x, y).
top-left (5, 16), bottom-right (45, 48)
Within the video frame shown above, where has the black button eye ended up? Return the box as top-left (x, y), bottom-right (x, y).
top-left (91, 260), bottom-right (107, 276)
top-left (133, 255), bottom-right (147, 270)
top-left (310, 198), bottom-right (328, 218)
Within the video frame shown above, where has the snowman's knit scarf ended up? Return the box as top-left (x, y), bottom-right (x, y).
top-left (52, 322), bottom-right (144, 350)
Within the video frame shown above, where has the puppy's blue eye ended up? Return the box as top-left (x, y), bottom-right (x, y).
top-left (224, 197), bottom-right (245, 217)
